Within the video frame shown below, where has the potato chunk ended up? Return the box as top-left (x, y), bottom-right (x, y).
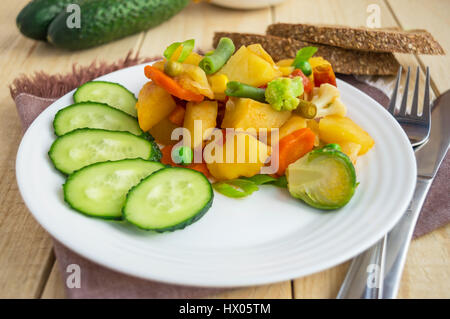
top-left (319, 116), bottom-right (374, 155)
top-left (206, 132), bottom-right (270, 180)
top-left (217, 46), bottom-right (281, 87)
top-left (183, 100), bottom-right (218, 149)
top-left (136, 81), bottom-right (176, 131)
top-left (221, 98), bottom-right (291, 134)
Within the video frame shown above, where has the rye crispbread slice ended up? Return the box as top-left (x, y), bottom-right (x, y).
top-left (266, 23), bottom-right (445, 55)
top-left (213, 32), bottom-right (400, 75)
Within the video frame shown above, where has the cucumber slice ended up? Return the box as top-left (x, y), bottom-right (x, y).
top-left (64, 159), bottom-right (164, 219)
top-left (49, 128), bottom-right (158, 175)
top-left (123, 167), bottom-right (213, 232)
top-left (74, 81), bottom-right (137, 117)
top-left (53, 102), bottom-right (143, 136)
top-left (286, 145), bottom-right (356, 210)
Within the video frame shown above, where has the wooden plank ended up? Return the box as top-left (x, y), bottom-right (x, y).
top-left (139, 2), bottom-right (273, 55)
top-left (386, 0), bottom-right (450, 95)
top-left (41, 262), bottom-right (66, 299)
top-left (0, 1), bottom-right (146, 298)
top-left (398, 225), bottom-right (450, 298)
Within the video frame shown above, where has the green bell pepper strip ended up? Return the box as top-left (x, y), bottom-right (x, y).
top-left (163, 39), bottom-right (195, 63)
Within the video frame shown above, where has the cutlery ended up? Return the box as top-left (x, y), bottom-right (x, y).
top-left (337, 66), bottom-right (434, 298)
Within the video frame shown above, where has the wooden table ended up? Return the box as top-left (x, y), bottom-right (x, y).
top-left (0, 0), bottom-right (448, 299)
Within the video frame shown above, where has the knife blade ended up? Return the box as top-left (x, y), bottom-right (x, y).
top-left (382, 90), bottom-right (450, 298)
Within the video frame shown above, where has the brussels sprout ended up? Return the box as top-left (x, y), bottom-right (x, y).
top-left (286, 144), bottom-right (356, 210)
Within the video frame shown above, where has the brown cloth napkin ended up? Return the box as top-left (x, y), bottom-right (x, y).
top-left (12, 59), bottom-right (449, 299)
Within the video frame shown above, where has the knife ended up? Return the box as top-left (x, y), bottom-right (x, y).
top-left (381, 90), bottom-right (450, 298)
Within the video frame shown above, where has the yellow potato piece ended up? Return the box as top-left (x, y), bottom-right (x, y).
top-left (278, 115), bottom-right (308, 141)
top-left (247, 44), bottom-right (276, 65)
top-left (340, 141), bottom-right (361, 165)
top-left (206, 132), bottom-right (270, 180)
top-left (136, 81), bottom-right (176, 131)
top-left (148, 117), bottom-right (180, 145)
top-left (221, 97), bottom-right (291, 134)
top-left (218, 46), bottom-right (281, 87)
top-left (319, 115), bottom-right (375, 155)
top-left (183, 100), bottom-right (218, 149)
top-left (183, 52), bottom-right (203, 66)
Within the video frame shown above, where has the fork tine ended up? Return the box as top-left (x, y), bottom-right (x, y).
top-left (410, 66), bottom-right (420, 117)
top-left (422, 66), bottom-right (430, 120)
top-left (398, 67), bottom-right (411, 116)
top-left (388, 66), bottom-right (402, 115)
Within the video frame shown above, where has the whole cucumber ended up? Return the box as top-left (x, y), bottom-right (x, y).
top-left (16, 0), bottom-right (83, 41)
top-left (47, 0), bottom-right (190, 50)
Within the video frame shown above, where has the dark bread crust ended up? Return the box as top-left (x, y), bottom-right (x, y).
top-left (213, 32), bottom-right (400, 75)
top-left (266, 23), bottom-right (445, 55)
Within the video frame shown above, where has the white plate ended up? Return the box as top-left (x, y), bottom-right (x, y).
top-left (16, 63), bottom-right (416, 287)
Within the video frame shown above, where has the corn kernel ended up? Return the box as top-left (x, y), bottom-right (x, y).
top-left (208, 74), bottom-right (229, 94)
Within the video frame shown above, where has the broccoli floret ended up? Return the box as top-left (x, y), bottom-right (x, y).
top-left (265, 77), bottom-right (304, 111)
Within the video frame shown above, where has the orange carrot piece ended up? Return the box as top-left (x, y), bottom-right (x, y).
top-left (276, 128), bottom-right (315, 175)
top-left (313, 64), bottom-right (337, 87)
top-left (168, 105), bottom-right (186, 126)
top-left (144, 65), bottom-right (204, 102)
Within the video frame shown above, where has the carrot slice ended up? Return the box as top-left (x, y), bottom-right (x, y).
top-left (275, 128), bottom-right (315, 176)
top-left (144, 65), bottom-right (204, 102)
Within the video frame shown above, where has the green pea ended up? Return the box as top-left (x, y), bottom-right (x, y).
top-left (164, 60), bottom-right (183, 77)
top-left (171, 146), bottom-right (193, 165)
top-left (297, 60), bottom-right (312, 76)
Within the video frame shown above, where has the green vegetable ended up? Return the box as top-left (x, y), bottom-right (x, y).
top-left (296, 60), bottom-right (312, 76)
top-left (47, 0), bottom-right (190, 50)
top-left (49, 128), bottom-right (159, 175)
top-left (171, 146), bottom-right (193, 165)
top-left (265, 77), bottom-right (304, 111)
top-left (164, 60), bottom-right (183, 77)
top-left (271, 175), bottom-right (288, 188)
top-left (242, 174), bottom-right (277, 185)
top-left (53, 102), bottom-right (143, 136)
top-left (16, 0), bottom-right (81, 41)
top-left (199, 37), bottom-right (235, 74)
top-left (64, 159), bottom-right (164, 219)
top-left (294, 99), bottom-right (317, 119)
top-left (163, 39), bottom-right (195, 62)
top-left (214, 174), bottom-right (288, 198)
top-left (292, 46), bottom-right (318, 68)
top-left (322, 143), bottom-right (342, 151)
top-left (73, 81), bottom-right (137, 117)
top-left (225, 81), bottom-right (266, 103)
top-left (123, 167), bottom-right (213, 232)
top-left (213, 179), bottom-right (259, 198)
top-left (286, 144), bottom-right (357, 210)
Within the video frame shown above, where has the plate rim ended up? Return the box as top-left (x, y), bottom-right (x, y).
top-left (15, 63), bottom-right (417, 287)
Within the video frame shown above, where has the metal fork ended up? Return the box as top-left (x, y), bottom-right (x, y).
top-left (388, 66), bottom-right (431, 147)
top-left (337, 65), bottom-right (431, 299)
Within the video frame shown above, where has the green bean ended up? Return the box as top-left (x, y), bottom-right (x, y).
top-left (295, 99), bottom-right (317, 119)
top-left (199, 37), bottom-right (235, 74)
top-left (225, 81), bottom-right (266, 103)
